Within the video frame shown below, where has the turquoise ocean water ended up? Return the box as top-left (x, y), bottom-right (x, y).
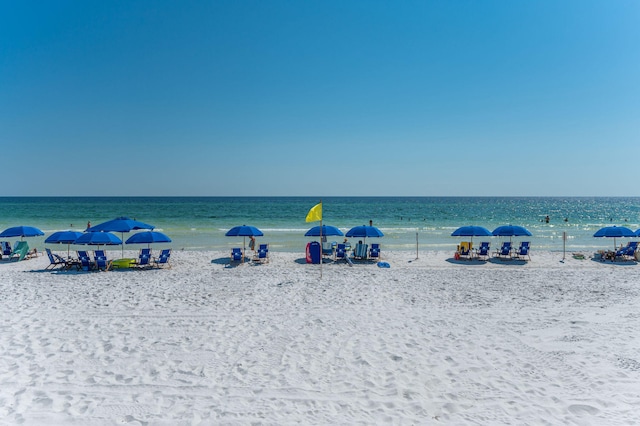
top-left (0, 197), bottom-right (639, 253)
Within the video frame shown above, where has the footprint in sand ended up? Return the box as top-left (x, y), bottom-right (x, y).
top-left (568, 404), bottom-right (599, 416)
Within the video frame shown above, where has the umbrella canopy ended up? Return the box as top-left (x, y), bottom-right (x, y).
top-left (451, 226), bottom-right (492, 237)
top-left (87, 217), bottom-right (154, 233)
top-left (74, 232), bottom-right (122, 246)
top-left (345, 225), bottom-right (384, 240)
top-left (0, 225), bottom-right (45, 239)
top-left (87, 217), bottom-right (154, 257)
top-left (304, 225), bottom-right (344, 237)
top-left (225, 225), bottom-right (264, 263)
top-left (45, 230), bottom-right (84, 258)
top-left (593, 226), bottom-right (636, 250)
top-left (491, 225), bottom-right (532, 237)
top-left (225, 225), bottom-right (264, 237)
top-left (451, 225), bottom-right (492, 247)
top-left (125, 231), bottom-right (172, 245)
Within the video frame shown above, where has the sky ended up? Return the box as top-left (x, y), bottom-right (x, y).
top-left (1, 0), bottom-right (639, 196)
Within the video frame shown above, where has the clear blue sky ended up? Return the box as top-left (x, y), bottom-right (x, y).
top-left (2, 1), bottom-right (638, 196)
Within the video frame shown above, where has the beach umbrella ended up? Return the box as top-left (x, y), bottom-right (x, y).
top-left (491, 225), bottom-right (532, 242)
top-left (451, 225), bottom-right (492, 240)
top-left (451, 225), bottom-right (492, 249)
top-left (304, 225), bottom-right (344, 237)
top-left (74, 231), bottom-right (122, 248)
top-left (225, 225), bottom-right (264, 262)
top-left (0, 225), bottom-right (45, 240)
top-left (45, 230), bottom-right (83, 258)
top-left (491, 225), bottom-right (532, 237)
top-left (87, 217), bottom-right (154, 257)
top-left (125, 231), bottom-right (172, 249)
top-left (345, 225), bottom-right (384, 243)
top-left (593, 226), bottom-right (636, 250)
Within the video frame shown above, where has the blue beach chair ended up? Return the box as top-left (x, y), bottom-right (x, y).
top-left (369, 243), bottom-right (381, 259)
top-left (476, 242), bottom-right (491, 260)
top-left (495, 241), bottom-right (512, 259)
top-left (515, 241), bottom-right (531, 260)
top-left (153, 249), bottom-right (171, 268)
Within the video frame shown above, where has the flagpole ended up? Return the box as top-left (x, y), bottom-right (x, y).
top-left (319, 199), bottom-right (323, 279)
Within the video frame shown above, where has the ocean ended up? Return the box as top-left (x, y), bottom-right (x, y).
top-left (0, 197), bottom-right (639, 253)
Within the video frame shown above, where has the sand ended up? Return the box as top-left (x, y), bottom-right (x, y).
top-left (1, 249), bottom-right (640, 425)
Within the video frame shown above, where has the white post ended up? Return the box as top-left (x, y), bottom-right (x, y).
top-left (416, 232), bottom-right (419, 259)
top-left (562, 231), bottom-right (566, 260)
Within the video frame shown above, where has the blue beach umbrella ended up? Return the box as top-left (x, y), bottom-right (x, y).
top-left (304, 225), bottom-right (344, 237)
top-left (345, 225), bottom-right (384, 244)
top-left (125, 231), bottom-right (172, 249)
top-left (225, 225), bottom-right (264, 262)
top-left (451, 225), bottom-right (492, 246)
top-left (593, 226), bottom-right (636, 250)
top-left (88, 217), bottom-right (154, 257)
top-left (0, 225), bottom-right (45, 240)
top-left (45, 230), bottom-right (84, 258)
top-left (451, 226), bottom-right (492, 238)
top-left (74, 231), bottom-right (122, 248)
top-left (492, 225), bottom-right (532, 237)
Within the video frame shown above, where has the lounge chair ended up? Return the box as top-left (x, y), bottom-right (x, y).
top-left (475, 242), bottom-right (491, 260)
top-left (369, 243), bottom-right (381, 259)
top-left (94, 251), bottom-right (112, 271)
top-left (336, 243), bottom-right (346, 260)
top-left (353, 242), bottom-right (368, 260)
top-left (153, 249), bottom-right (171, 268)
top-left (322, 241), bottom-right (335, 258)
top-left (615, 241), bottom-right (638, 261)
top-left (457, 242), bottom-right (472, 260)
top-left (257, 244), bottom-right (269, 261)
top-left (45, 248), bottom-right (70, 270)
top-left (1, 241), bottom-right (11, 257)
top-left (230, 247), bottom-right (243, 262)
top-left (134, 248), bottom-right (152, 267)
top-left (515, 241), bottom-right (531, 260)
top-left (10, 241), bottom-right (30, 262)
top-left (77, 251), bottom-right (95, 271)
top-left (495, 241), bottom-right (512, 259)
top-left (255, 246), bottom-right (269, 263)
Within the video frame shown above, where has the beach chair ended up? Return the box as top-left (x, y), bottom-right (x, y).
top-left (369, 243), bottom-right (381, 259)
top-left (476, 242), bottom-right (491, 260)
top-left (336, 244), bottom-right (346, 260)
top-left (10, 241), bottom-right (30, 262)
top-left (515, 241), bottom-right (531, 260)
top-left (457, 242), bottom-right (472, 260)
top-left (322, 241), bottom-right (335, 258)
top-left (77, 251), bottom-right (95, 271)
top-left (495, 241), bottom-right (512, 259)
top-left (230, 247), bottom-right (243, 263)
top-left (353, 242), bottom-right (368, 260)
top-left (257, 244), bottom-right (269, 261)
top-left (136, 252), bottom-right (152, 268)
top-left (45, 248), bottom-right (69, 270)
top-left (615, 241), bottom-right (638, 261)
top-left (153, 249), bottom-right (171, 268)
top-left (1, 241), bottom-right (11, 257)
top-left (95, 255), bottom-right (112, 271)
top-left (255, 246), bottom-right (269, 263)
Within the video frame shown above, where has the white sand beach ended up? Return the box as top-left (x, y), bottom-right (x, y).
top-left (1, 250), bottom-right (640, 425)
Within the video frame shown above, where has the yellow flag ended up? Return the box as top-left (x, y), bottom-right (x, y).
top-left (305, 202), bottom-right (322, 222)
